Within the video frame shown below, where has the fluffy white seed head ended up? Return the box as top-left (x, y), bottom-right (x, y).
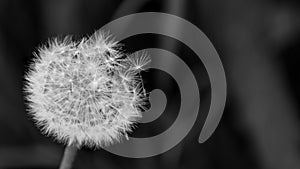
top-left (24, 31), bottom-right (150, 148)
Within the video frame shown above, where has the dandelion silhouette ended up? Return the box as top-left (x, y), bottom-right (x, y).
top-left (24, 31), bottom-right (150, 169)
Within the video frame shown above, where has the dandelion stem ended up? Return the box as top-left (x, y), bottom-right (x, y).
top-left (59, 145), bottom-right (78, 169)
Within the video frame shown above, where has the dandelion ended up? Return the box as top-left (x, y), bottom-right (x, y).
top-left (24, 31), bottom-right (150, 169)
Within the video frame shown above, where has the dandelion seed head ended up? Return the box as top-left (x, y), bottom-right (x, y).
top-left (24, 31), bottom-right (150, 148)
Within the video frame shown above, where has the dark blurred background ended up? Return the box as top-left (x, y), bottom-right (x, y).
top-left (0, 0), bottom-right (300, 169)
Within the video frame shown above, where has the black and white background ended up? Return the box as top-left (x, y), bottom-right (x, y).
top-left (0, 0), bottom-right (300, 169)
